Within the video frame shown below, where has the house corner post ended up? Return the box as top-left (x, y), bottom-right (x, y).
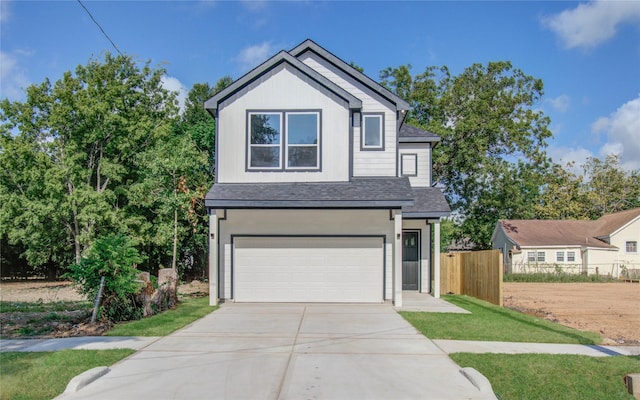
top-left (394, 210), bottom-right (403, 307)
top-left (209, 209), bottom-right (219, 306)
top-left (433, 219), bottom-right (441, 298)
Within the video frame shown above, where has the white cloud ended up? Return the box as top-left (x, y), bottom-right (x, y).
top-left (542, 0), bottom-right (640, 50)
top-left (549, 145), bottom-right (594, 174)
top-left (546, 94), bottom-right (571, 113)
top-left (235, 42), bottom-right (276, 71)
top-left (0, 50), bottom-right (31, 101)
top-left (592, 96), bottom-right (640, 171)
top-left (161, 76), bottom-right (188, 115)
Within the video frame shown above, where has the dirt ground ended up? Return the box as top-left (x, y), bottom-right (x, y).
top-left (504, 282), bottom-right (640, 345)
top-left (0, 280), bottom-right (209, 339)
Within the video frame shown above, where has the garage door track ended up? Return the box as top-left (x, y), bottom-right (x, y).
top-left (58, 303), bottom-right (495, 400)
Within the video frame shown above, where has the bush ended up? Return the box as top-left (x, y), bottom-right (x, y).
top-left (504, 272), bottom-right (618, 283)
top-left (64, 234), bottom-right (145, 322)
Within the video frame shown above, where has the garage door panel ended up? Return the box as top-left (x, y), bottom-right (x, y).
top-left (234, 237), bottom-right (383, 302)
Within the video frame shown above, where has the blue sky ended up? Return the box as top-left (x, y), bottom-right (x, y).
top-left (1, 0), bottom-right (639, 171)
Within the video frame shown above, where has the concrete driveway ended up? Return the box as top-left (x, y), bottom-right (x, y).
top-left (58, 303), bottom-right (495, 400)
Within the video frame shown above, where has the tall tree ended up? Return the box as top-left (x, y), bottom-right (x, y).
top-left (0, 53), bottom-right (176, 276)
top-left (381, 62), bottom-right (553, 248)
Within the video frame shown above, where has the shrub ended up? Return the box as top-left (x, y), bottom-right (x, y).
top-left (504, 272), bottom-right (618, 283)
top-left (64, 234), bottom-right (145, 322)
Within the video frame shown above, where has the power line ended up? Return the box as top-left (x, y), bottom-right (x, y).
top-left (77, 0), bottom-right (123, 56)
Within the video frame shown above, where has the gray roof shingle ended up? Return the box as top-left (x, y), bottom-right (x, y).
top-left (402, 188), bottom-right (451, 218)
top-left (399, 124), bottom-right (441, 143)
top-left (205, 177), bottom-right (416, 208)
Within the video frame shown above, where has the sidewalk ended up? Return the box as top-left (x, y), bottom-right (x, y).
top-left (2, 335), bottom-right (639, 356)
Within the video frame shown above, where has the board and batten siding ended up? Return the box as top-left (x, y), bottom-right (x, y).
top-left (298, 53), bottom-right (398, 177)
top-left (216, 209), bottom-right (396, 301)
top-left (216, 63), bottom-right (350, 183)
top-left (398, 143), bottom-right (431, 187)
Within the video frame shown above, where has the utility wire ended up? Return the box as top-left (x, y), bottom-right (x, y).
top-left (77, 0), bottom-right (123, 56)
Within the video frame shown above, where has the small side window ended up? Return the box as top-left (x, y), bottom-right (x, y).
top-left (626, 241), bottom-right (638, 253)
top-left (362, 114), bottom-right (384, 150)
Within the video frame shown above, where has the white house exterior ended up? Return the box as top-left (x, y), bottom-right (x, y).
top-left (204, 40), bottom-right (450, 306)
top-left (492, 208), bottom-right (640, 277)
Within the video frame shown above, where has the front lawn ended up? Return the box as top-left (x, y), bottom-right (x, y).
top-left (451, 353), bottom-right (640, 400)
top-left (0, 349), bottom-right (134, 400)
top-left (106, 295), bottom-right (217, 336)
top-left (400, 295), bottom-right (601, 344)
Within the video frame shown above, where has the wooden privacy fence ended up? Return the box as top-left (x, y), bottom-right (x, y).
top-left (440, 250), bottom-right (503, 306)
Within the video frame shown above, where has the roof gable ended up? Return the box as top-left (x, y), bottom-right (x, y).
top-left (205, 49), bottom-right (362, 116)
top-left (289, 39), bottom-right (411, 111)
top-left (592, 207), bottom-right (640, 238)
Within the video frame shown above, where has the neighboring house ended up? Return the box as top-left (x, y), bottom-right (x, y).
top-left (203, 39), bottom-right (450, 306)
top-left (492, 208), bottom-right (640, 277)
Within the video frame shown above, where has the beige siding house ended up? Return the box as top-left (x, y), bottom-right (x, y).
top-left (492, 208), bottom-right (640, 277)
top-left (204, 40), bottom-right (450, 306)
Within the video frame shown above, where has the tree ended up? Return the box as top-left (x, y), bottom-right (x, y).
top-left (535, 155), bottom-right (639, 221)
top-left (581, 154), bottom-right (640, 218)
top-left (381, 62), bottom-right (553, 248)
top-left (0, 53), bottom-right (177, 277)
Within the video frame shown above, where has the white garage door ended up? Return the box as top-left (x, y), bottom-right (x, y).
top-left (233, 236), bottom-right (384, 302)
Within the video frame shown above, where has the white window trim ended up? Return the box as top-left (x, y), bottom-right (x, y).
top-left (247, 112), bottom-right (282, 170)
top-left (626, 241), bottom-right (638, 254)
top-left (361, 113), bottom-right (384, 151)
top-left (285, 111), bottom-right (321, 170)
top-left (567, 251), bottom-right (576, 262)
top-left (556, 251), bottom-right (565, 262)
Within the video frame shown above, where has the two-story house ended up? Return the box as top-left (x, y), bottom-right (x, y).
top-left (204, 40), bottom-right (450, 306)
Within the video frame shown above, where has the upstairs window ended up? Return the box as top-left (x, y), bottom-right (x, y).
top-left (627, 241), bottom-right (638, 253)
top-left (248, 111), bottom-right (320, 171)
top-left (286, 112), bottom-right (319, 169)
top-left (362, 113), bottom-right (384, 150)
top-left (249, 113), bottom-right (281, 169)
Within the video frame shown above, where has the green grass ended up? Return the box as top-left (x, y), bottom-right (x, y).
top-left (0, 349), bottom-right (134, 400)
top-left (504, 272), bottom-right (619, 282)
top-left (451, 353), bottom-right (640, 400)
top-left (106, 296), bottom-right (217, 336)
top-left (400, 295), bottom-right (602, 344)
top-left (0, 300), bottom-right (91, 313)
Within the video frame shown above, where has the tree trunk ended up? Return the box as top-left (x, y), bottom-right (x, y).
top-left (172, 207), bottom-right (178, 270)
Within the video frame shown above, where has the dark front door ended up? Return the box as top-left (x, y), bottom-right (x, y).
top-left (402, 231), bottom-right (419, 290)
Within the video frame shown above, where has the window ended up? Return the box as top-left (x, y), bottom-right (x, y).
top-left (248, 111), bottom-right (320, 170)
top-left (286, 113), bottom-right (319, 168)
top-left (567, 251), bottom-right (576, 262)
top-left (249, 113), bottom-right (281, 169)
top-left (537, 251), bottom-right (546, 262)
top-left (401, 154), bottom-right (418, 176)
top-left (527, 252), bottom-right (536, 262)
top-left (627, 241), bottom-right (638, 253)
top-left (362, 113), bottom-right (384, 150)
top-left (556, 251), bottom-right (564, 262)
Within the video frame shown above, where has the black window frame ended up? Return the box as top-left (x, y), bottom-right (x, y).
top-left (246, 109), bottom-right (322, 172)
